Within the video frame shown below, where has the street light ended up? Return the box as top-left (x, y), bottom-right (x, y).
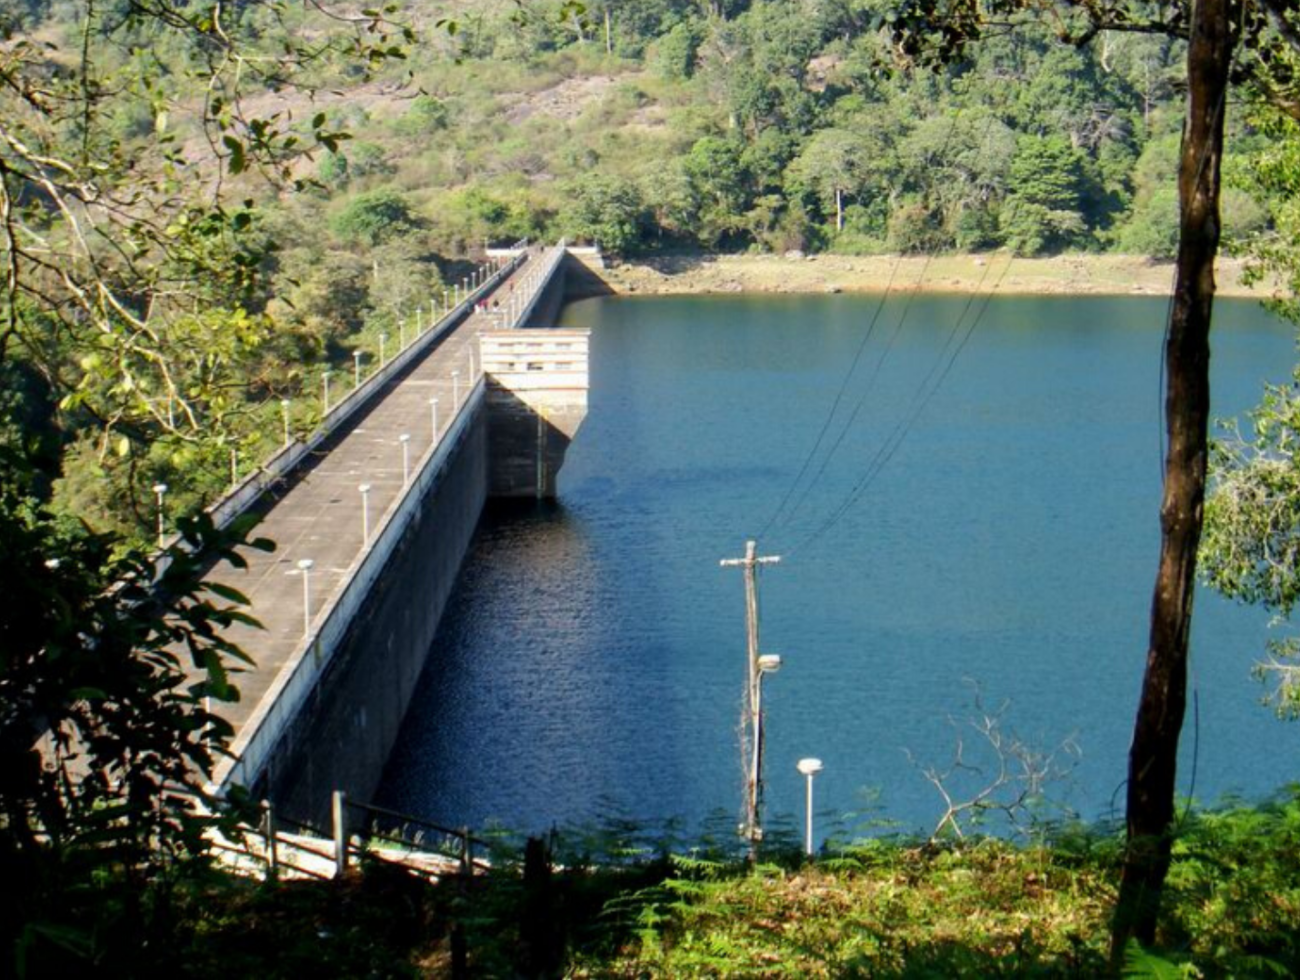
top-left (151, 482), bottom-right (168, 549)
top-left (399, 433), bottom-right (411, 484)
top-left (353, 350), bottom-right (363, 387)
top-left (280, 398), bottom-right (291, 447)
top-left (379, 333), bottom-right (387, 366)
top-left (452, 369), bottom-right (461, 409)
top-left (796, 758), bottom-right (824, 858)
top-left (322, 370), bottom-right (332, 415)
top-left (749, 653), bottom-right (782, 851)
top-left (429, 397), bottom-right (440, 442)
top-left (358, 483), bottom-right (372, 544)
top-left (297, 558), bottom-right (314, 638)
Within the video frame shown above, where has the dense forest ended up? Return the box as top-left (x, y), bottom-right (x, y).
top-left (3, 0), bottom-right (1296, 539)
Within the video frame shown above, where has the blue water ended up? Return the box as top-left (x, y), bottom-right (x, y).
top-left (377, 293), bottom-right (1300, 842)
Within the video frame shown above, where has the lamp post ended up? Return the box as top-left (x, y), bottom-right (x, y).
top-left (452, 369), bottom-right (460, 409)
top-left (230, 448), bottom-right (238, 489)
top-left (796, 758), bottom-right (824, 858)
top-left (152, 482), bottom-right (168, 549)
top-left (429, 397), bottom-right (440, 442)
top-left (379, 333), bottom-right (387, 366)
top-left (322, 370), bottom-right (332, 415)
top-left (297, 558), bottom-right (314, 638)
top-left (399, 433), bottom-right (411, 484)
top-left (280, 398), bottom-right (291, 447)
top-left (354, 350), bottom-right (363, 387)
top-left (750, 653), bottom-right (782, 852)
top-left (358, 483), bottom-right (372, 544)
top-left (399, 318), bottom-right (406, 351)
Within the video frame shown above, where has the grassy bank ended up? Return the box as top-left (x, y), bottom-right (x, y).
top-left (20, 792), bottom-right (1298, 977)
top-left (597, 252), bottom-right (1274, 299)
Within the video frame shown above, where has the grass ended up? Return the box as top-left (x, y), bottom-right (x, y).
top-left (13, 792), bottom-right (1300, 977)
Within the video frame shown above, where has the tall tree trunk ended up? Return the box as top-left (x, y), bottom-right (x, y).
top-left (1111, 0), bottom-right (1233, 961)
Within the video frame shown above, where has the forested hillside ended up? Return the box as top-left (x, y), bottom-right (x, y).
top-left (4, 0), bottom-right (1293, 540)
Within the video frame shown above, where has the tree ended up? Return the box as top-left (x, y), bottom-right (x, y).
top-left (1202, 358), bottom-right (1300, 717)
top-left (0, 0), bottom-right (410, 535)
top-left (682, 136), bottom-right (751, 246)
top-left (561, 175), bottom-right (648, 254)
top-left (787, 128), bottom-right (872, 231)
top-left (0, 462), bottom-right (273, 969)
top-left (330, 188), bottom-right (419, 247)
top-left (876, 0), bottom-right (1300, 958)
top-left (1001, 134), bottom-right (1090, 255)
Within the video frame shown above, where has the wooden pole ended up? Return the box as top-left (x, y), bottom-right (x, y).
top-left (262, 799), bottom-right (278, 880)
top-left (332, 790), bottom-right (348, 877)
top-left (720, 540), bottom-right (780, 863)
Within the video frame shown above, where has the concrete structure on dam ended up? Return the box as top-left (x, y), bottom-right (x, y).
top-left (197, 243), bottom-right (598, 826)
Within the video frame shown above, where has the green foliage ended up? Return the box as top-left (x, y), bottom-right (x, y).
top-left (393, 94), bottom-right (450, 135)
top-left (329, 187), bottom-right (418, 246)
top-left (1229, 102), bottom-right (1300, 326)
top-left (1002, 134), bottom-right (1092, 255)
top-left (1202, 353), bottom-right (1300, 716)
top-left (652, 18), bottom-right (704, 79)
top-left (0, 456), bottom-right (274, 972)
top-left (561, 174), bottom-right (647, 253)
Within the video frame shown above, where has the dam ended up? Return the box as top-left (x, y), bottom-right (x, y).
top-left (193, 243), bottom-right (604, 824)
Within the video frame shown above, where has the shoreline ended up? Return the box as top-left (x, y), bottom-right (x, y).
top-left (592, 252), bottom-right (1276, 300)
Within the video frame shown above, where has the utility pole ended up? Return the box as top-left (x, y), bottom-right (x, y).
top-left (720, 539), bottom-right (780, 863)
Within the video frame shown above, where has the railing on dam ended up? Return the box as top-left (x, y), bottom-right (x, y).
top-left (205, 242), bottom-right (572, 798)
top-left (202, 247), bottom-right (532, 541)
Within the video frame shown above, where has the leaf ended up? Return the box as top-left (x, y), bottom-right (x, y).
top-left (1120, 940), bottom-right (1191, 979)
top-left (222, 135), bottom-right (246, 175)
top-left (205, 581), bottom-right (250, 605)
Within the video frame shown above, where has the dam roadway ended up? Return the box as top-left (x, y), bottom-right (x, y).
top-left (197, 243), bottom-right (593, 821)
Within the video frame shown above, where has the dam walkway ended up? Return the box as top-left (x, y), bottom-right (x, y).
top-left (195, 243), bottom-right (577, 796)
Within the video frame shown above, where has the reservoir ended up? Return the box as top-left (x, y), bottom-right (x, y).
top-left (377, 292), bottom-right (1300, 842)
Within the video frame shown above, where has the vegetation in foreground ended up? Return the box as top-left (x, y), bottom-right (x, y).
top-left (11, 792), bottom-right (1296, 978)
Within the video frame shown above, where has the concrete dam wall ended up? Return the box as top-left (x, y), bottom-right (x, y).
top-left (253, 249), bottom-right (603, 827)
top-left (256, 407), bottom-right (489, 821)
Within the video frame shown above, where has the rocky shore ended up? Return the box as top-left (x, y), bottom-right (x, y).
top-left (591, 251), bottom-right (1272, 299)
